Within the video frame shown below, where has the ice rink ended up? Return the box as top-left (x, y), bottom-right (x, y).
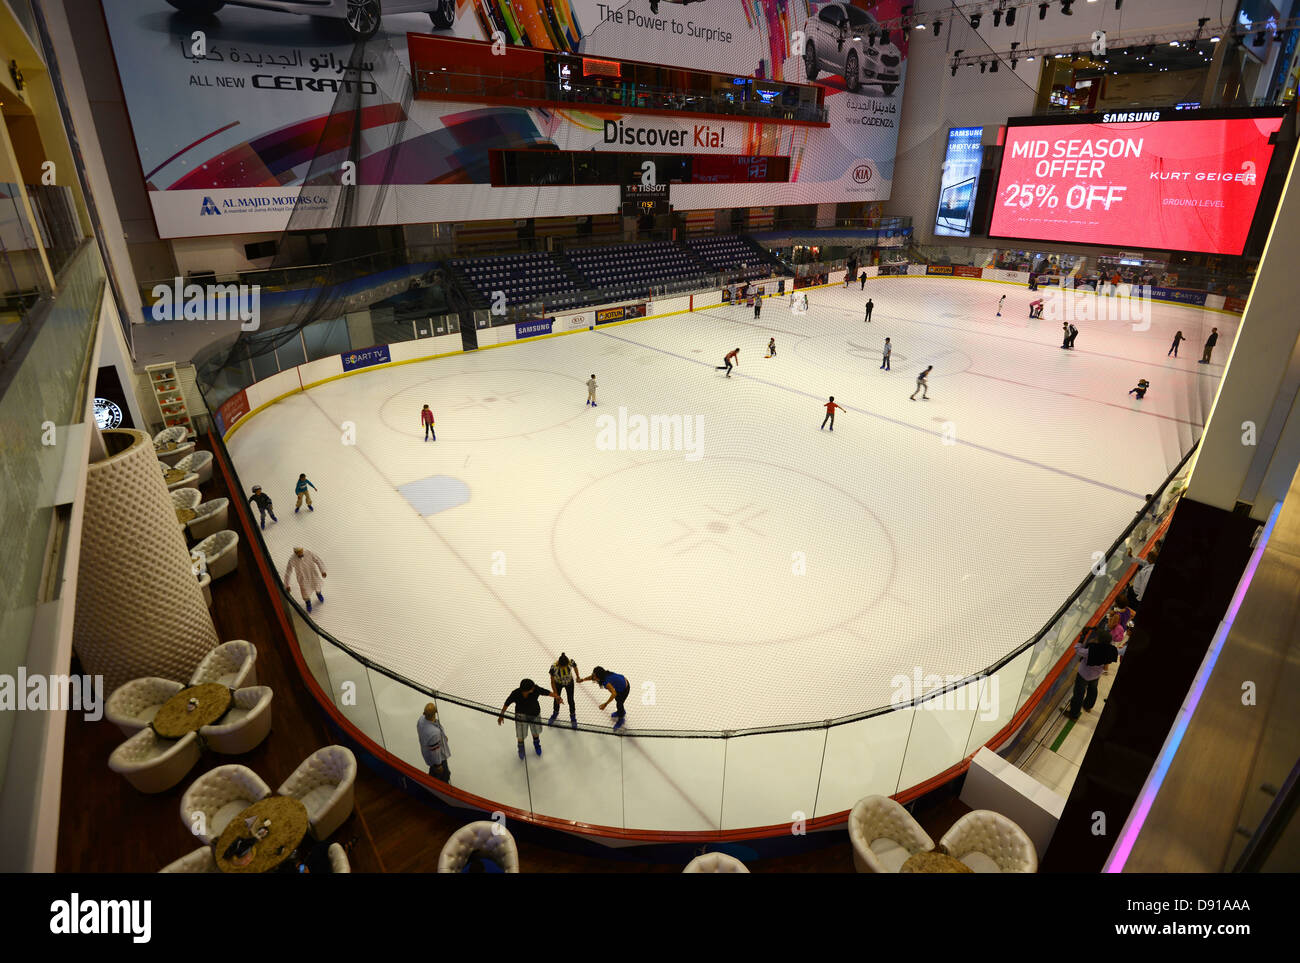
top-left (228, 277), bottom-right (1227, 731)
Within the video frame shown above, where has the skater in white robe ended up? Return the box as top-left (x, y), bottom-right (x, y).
top-left (284, 547), bottom-right (328, 611)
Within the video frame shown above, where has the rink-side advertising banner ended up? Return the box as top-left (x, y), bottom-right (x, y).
top-left (925, 265), bottom-right (983, 278)
top-left (988, 109), bottom-right (1287, 255)
top-left (934, 127), bottom-right (983, 238)
top-left (215, 388), bottom-right (250, 436)
top-left (98, 0), bottom-right (912, 238)
top-left (342, 345), bottom-right (391, 371)
top-left (515, 319), bottom-right (554, 338)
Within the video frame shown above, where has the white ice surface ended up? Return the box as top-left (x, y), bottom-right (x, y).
top-left (229, 277), bottom-right (1225, 732)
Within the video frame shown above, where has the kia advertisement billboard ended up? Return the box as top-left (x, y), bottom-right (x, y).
top-left (99, 0), bottom-right (911, 238)
top-left (988, 109), bottom-right (1287, 255)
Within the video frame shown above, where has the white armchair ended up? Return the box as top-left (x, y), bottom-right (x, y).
top-left (108, 729), bottom-right (202, 794)
top-left (154, 427), bottom-right (195, 465)
top-left (160, 846), bottom-right (219, 873)
top-left (437, 821), bottom-right (520, 873)
top-left (848, 795), bottom-right (936, 873)
top-left (187, 497), bottom-right (230, 541)
top-left (179, 764), bottom-right (273, 844)
top-left (200, 685), bottom-right (273, 755)
top-left (170, 488), bottom-right (202, 514)
top-left (190, 640), bottom-right (257, 688)
top-left (174, 451), bottom-right (214, 486)
top-left (939, 810), bottom-right (1038, 873)
top-left (683, 852), bottom-right (750, 873)
top-left (277, 745), bottom-right (357, 841)
top-left (105, 677), bottom-right (185, 737)
top-left (328, 843), bottom-right (351, 874)
top-left (193, 529), bottom-right (239, 581)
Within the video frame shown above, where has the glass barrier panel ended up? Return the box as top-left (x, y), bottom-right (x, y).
top-left (367, 666), bottom-right (438, 768)
top-left (965, 650), bottom-right (1033, 757)
top-left (303, 317), bottom-right (353, 360)
top-left (719, 728), bottom-right (828, 830)
top-left (523, 721), bottom-right (625, 829)
top-left (815, 710), bottom-right (917, 817)
top-left (289, 605), bottom-right (332, 697)
top-left (432, 698), bottom-right (534, 813)
top-left (274, 332), bottom-right (306, 370)
top-left (896, 683), bottom-right (981, 790)
top-left (316, 638), bottom-right (384, 747)
top-left (620, 734), bottom-right (727, 832)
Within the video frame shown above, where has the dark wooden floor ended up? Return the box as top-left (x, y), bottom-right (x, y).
top-left (57, 435), bottom-right (966, 873)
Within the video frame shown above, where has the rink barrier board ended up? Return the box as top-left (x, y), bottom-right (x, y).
top-left (207, 384), bottom-right (1187, 842)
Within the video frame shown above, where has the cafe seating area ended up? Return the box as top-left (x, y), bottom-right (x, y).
top-left (848, 795), bottom-right (1038, 873)
top-left (189, 639), bottom-right (257, 688)
top-left (192, 530), bottom-right (240, 581)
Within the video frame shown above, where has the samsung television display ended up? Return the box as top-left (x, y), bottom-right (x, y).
top-left (934, 126), bottom-right (983, 237)
top-left (100, 0), bottom-right (913, 238)
top-left (988, 108), bottom-right (1287, 255)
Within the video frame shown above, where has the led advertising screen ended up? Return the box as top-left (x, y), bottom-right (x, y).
top-left (99, 0), bottom-right (913, 238)
top-left (988, 109), bottom-right (1287, 255)
top-left (934, 126), bottom-right (983, 237)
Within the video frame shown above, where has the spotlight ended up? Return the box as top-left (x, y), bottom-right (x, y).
top-left (934, 20), bottom-right (942, 36)
top-left (915, 22), bottom-right (925, 30)
top-left (993, 10), bottom-right (1001, 27)
top-left (980, 61), bottom-right (987, 73)
top-left (971, 13), bottom-right (981, 29)
top-left (1007, 8), bottom-right (1016, 26)
top-left (990, 59), bottom-right (999, 72)
top-left (1061, 0), bottom-right (1073, 15)
top-left (1210, 35), bottom-right (1220, 42)
top-left (1169, 40), bottom-right (1179, 46)
top-left (1039, 4), bottom-right (1048, 21)
top-left (1027, 54), bottom-right (1035, 62)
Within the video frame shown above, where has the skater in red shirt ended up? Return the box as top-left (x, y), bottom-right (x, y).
top-left (421, 404), bottom-right (436, 441)
top-left (820, 397), bottom-right (844, 431)
top-left (717, 348), bottom-right (740, 378)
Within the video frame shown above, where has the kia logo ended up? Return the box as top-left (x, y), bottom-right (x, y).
top-left (853, 164), bottom-right (873, 184)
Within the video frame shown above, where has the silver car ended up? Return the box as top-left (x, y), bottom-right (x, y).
top-left (803, 2), bottom-right (901, 95)
top-left (164, 0), bottom-right (456, 39)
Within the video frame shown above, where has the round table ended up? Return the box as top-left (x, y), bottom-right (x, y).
top-left (900, 851), bottom-right (974, 874)
top-left (176, 507), bottom-right (198, 524)
top-left (151, 683), bottom-right (232, 739)
top-left (215, 796), bottom-right (311, 874)
top-left (157, 441), bottom-right (178, 452)
top-left (163, 468), bottom-right (186, 485)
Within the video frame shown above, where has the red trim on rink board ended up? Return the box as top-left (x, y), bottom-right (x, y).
top-left (211, 432), bottom-right (1174, 843)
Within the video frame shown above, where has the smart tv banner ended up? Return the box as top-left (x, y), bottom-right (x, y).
top-left (342, 345), bottom-right (391, 371)
top-left (934, 126), bottom-right (983, 238)
top-left (1149, 287), bottom-right (1209, 307)
top-left (515, 318), bottom-right (554, 338)
top-left (989, 108), bottom-right (1287, 255)
top-left (99, 0), bottom-right (912, 238)
top-left (215, 388), bottom-right (250, 436)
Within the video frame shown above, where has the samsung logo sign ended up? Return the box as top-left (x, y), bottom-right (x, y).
top-left (1102, 111), bottom-right (1161, 123)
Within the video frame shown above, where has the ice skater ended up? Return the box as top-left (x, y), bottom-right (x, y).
top-left (996, 294), bottom-right (1006, 317)
top-left (497, 679), bottom-right (560, 758)
top-left (1065, 323), bottom-right (1079, 349)
top-left (753, 295), bottom-right (762, 319)
top-left (248, 485), bottom-right (277, 530)
top-left (294, 473), bottom-right (316, 513)
top-left (1061, 322), bottom-right (1070, 348)
top-left (586, 373), bottom-right (598, 407)
top-left (864, 298), bottom-right (874, 322)
top-left (1199, 327), bottom-right (1218, 364)
top-left (717, 347), bottom-right (739, 378)
top-left (421, 403), bottom-right (436, 441)
top-left (1168, 331), bottom-right (1185, 357)
top-left (580, 666), bottom-right (631, 730)
top-left (802, 292), bottom-right (809, 312)
top-left (767, 337), bottom-right (776, 358)
top-left (283, 546), bottom-right (327, 612)
top-left (1029, 299), bottom-right (1044, 319)
top-left (820, 396), bottom-right (844, 431)
top-left (1128, 378), bottom-right (1150, 400)
top-left (880, 337), bottom-right (892, 370)
top-left (910, 365), bottom-right (932, 401)
top-left (860, 271), bottom-right (867, 291)
top-left (547, 653), bottom-right (580, 728)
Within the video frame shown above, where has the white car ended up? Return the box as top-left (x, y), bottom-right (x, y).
top-left (164, 0), bottom-right (456, 39)
top-left (803, 2), bottom-right (901, 95)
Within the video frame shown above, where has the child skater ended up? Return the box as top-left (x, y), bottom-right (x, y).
top-left (294, 474), bottom-right (316, 513)
top-left (767, 337), bottom-right (776, 358)
top-left (1128, 378), bottom-right (1150, 400)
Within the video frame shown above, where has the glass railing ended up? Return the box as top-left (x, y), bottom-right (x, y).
top-left (200, 356), bottom-right (1191, 833)
top-left (0, 239), bottom-right (104, 792)
top-left (414, 70), bottom-right (829, 123)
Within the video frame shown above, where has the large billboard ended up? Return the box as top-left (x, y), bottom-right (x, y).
top-left (100, 0), bottom-right (911, 238)
top-left (988, 109), bottom-right (1287, 255)
top-left (933, 126), bottom-right (982, 238)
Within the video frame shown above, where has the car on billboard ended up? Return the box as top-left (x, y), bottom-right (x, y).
top-left (163, 0), bottom-right (456, 39)
top-left (803, 3), bottom-right (901, 95)
top-left (647, 0), bottom-right (706, 13)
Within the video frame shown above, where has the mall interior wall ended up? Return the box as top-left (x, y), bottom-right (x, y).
top-left (889, 0), bottom-right (1237, 246)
